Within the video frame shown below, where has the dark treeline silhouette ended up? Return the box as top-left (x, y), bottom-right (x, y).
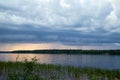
top-left (11, 49), bottom-right (120, 55)
top-left (0, 51), bottom-right (11, 53)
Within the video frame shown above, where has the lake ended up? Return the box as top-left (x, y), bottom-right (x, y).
top-left (0, 53), bottom-right (120, 70)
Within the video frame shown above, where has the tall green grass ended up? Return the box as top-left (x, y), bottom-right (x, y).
top-left (0, 57), bottom-right (120, 80)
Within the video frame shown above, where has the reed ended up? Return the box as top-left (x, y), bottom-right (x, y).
top-left (0, 57), bottom-right (120, 80)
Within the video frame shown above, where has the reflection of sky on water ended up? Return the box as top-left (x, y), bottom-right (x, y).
top-left (0, 53), bottom-right (120, 69)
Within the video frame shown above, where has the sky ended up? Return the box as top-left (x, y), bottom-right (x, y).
top-left (0, 0), bottom-right (120, 51)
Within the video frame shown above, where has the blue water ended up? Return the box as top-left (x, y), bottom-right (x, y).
top-left (0, 53), bottom-right (120, 69)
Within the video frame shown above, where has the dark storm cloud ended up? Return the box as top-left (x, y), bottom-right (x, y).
top-left (0, 24), bottom-right (120, 47)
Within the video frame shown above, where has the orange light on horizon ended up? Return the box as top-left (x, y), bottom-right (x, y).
top-left (0, 43), bottom-right (80, 51)
top-left (0, 43), bottom-right (111, 51)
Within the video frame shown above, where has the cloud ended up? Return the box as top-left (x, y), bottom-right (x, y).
top-left (0, 25), bottom-right (119, 46)
top-left (0, 0), bottom-right (113, 29)
top-left (0, 0), bottom-right (120, 50)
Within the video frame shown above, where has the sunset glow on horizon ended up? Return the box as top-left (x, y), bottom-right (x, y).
top-left (0, 43), bottom-right (118, 51)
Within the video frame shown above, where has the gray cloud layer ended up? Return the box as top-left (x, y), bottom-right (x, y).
top-left (0, 0), bottom-right (120, 49)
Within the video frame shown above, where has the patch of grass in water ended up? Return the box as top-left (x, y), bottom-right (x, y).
top-left (0, 57), bottom-right (120, 80)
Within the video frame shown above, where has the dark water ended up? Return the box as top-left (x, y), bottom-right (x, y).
top-left (0, 53), bottom-right (120, 69)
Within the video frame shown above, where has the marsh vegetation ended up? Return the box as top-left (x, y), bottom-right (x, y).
top-left (0, 57), bottom-right (120, 80)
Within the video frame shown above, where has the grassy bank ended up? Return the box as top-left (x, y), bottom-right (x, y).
top-left (0, 57), bottom-right (120, 80)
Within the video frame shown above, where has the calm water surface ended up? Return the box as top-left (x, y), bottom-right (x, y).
top-left (0, 53), bottom-right (120, 70)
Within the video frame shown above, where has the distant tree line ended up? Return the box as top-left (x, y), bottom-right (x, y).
top-left (11, 49), bottom-right (120, 55)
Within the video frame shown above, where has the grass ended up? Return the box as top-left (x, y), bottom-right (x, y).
top-left (0, 57), bottom-right (120, 80)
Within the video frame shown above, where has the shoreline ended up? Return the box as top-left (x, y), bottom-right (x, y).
top-left (0, 60), bottom-right (120, 80)
top-left (0, 49), bottom-right (120, 55)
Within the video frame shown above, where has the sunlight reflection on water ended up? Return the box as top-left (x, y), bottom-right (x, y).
top-left (0, 53), bottom-right (120, 70)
